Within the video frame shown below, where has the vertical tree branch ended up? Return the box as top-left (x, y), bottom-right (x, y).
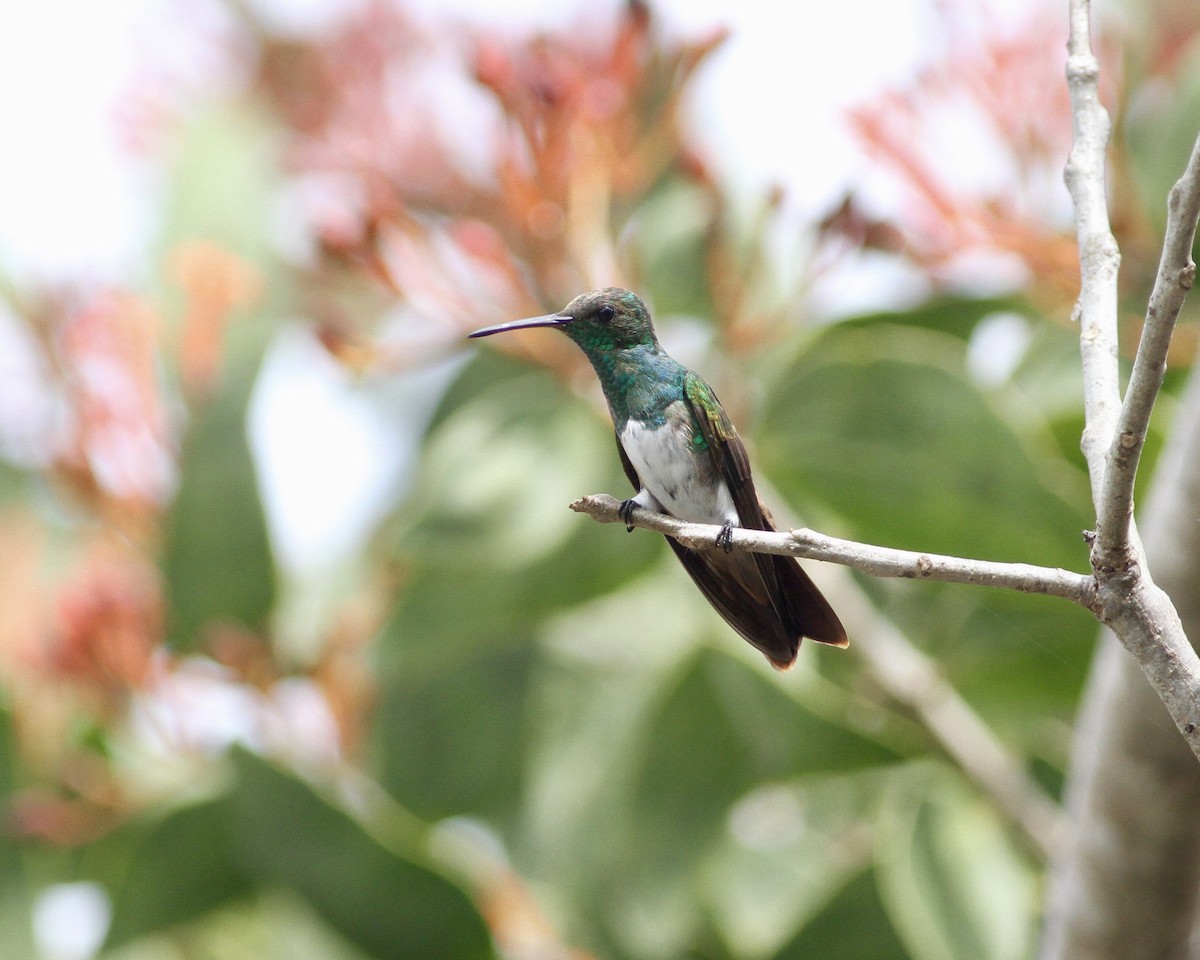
top-left (1064, 0), bottom-right (1121, 507)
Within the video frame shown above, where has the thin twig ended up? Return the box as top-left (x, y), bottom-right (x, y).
top-left (1096, 132), bottom-right (1200, 568)
top-left (570, 494), bottom-right (1098, 608)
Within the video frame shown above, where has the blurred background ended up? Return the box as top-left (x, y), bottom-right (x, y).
top-left (1, 0), bottom-right (1197, 957)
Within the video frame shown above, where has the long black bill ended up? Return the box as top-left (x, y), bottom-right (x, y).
top-left (467, 313), bottom-right (573, 338)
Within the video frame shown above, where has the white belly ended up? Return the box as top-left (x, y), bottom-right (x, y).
top-left (620, 419), bottom-right (738, 526)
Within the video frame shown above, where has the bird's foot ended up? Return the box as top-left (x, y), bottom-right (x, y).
top-left (618, 498), bottom-right (638, 532)
top-left (716, 521), bottom-right (734, 553)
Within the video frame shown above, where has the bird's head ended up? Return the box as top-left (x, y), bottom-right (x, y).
top-left (468, 287), bottom-right (657, 354)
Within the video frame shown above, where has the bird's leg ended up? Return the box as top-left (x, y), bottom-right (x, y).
top-left (619, 488), bottom-right (660, 533)
top-left (715, 521), bottom-right (734, 553)
top-left (618, 498), bottom-right (638, 532)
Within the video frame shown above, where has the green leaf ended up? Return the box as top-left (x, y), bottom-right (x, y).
top-left (380, 369), bottom-right (661, 665)
top-left (875, 764), bottom-right (1036, 960)
top-left (630, 651), bottom-right (901, 877)
top-left (937, 589), bottom-right (1095, 733)
top-left (837, 295), bottom-right (1030, 342)
top-left (701, 773), bottom-right (887, 958)
top-left (382, 508), bottom-right (661, 668)
top-left (0, 463), bottom-right (25, 509)
top-left (162, 391), bottom-right (277, 650)
top-left (400, 373), bottom-right (615, 569)
top-left (760, 318), bottom-right (1097, 754)
top-left (772, 868), bottom-right (912, 960)
top-left (505, 635), bottom-right (683, 958)
top-left (374, 645), bottom-right (535, 822)
top-left (761, 325), bottom-right (1088, 565)
top-left (625, 178), bottom-right (716, 319)
top-left (104, 798), bottom-right (251, 948)
top-left (228, 750), bottom-right (495, 960)
top-left (424, 349), bottom-right (538, 436)
top-left (1123, 46), bottom-right (1200, 237)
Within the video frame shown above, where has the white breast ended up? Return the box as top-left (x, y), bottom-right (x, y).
top-left (620, 419), bottom-right (738, 526)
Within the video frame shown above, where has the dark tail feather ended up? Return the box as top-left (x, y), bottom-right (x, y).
top-left (665, 539), bottom-right (846, 670)
top-left (770, 553), bottom-right (847, 649)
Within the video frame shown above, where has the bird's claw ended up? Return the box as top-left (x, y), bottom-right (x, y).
top-left (716, 521), bottom-right (734, 553)
top-left (618, 498), bottom-right (637, 532)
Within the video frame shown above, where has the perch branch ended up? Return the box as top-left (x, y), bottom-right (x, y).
top-left (574, 495), bottom-right (1068, 856)
top-left (570, 495), bottom-right (1097, 608)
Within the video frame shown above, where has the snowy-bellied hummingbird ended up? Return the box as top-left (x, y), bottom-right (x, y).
top-left (468, 287), bottom-right (847, 668)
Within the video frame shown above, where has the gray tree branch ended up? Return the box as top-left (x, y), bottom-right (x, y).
top-left (570, 494), bottom-right (1096, 607)
top-left (1065, 0), bottom-right (1121, 500)
top-left (1039, 349), bottom-right (1200, 960)
top-left (1062, 0), bottom-right (1200, 764)
top-left (1029, 1), bottom-right (1200, 955)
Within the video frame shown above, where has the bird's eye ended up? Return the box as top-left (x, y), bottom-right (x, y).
top-left (597, 305), bottom-right (615, 323)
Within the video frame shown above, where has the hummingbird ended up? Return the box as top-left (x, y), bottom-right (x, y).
top-left (468, 287), bottom-right (847, 668)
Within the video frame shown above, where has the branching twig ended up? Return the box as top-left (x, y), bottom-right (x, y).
top-left (570, 494), bottom-right (1097, 608)
top-left (1039, 7), bottom-right (1200, 952)
top-left (1061, 0), bottom-right (1200, 762)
